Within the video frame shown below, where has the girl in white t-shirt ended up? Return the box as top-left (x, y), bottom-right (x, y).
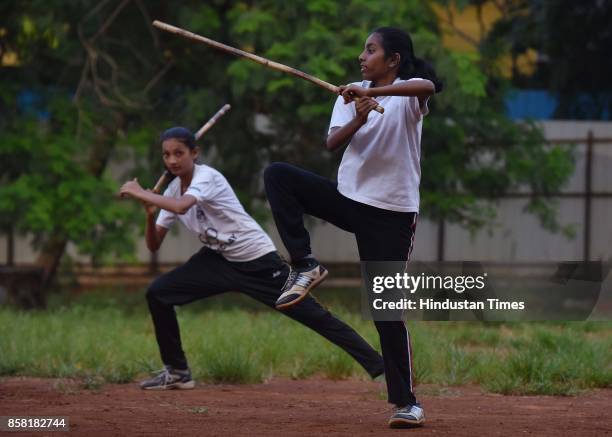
top-left (264, 27), bottom-right (442, 428)
top-left (119, 127), bottom-right (385, 390)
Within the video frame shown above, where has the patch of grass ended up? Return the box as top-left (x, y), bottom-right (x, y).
top-left (481, 328), bottom-right (612, 395)
top-left (1, 289), bottom-right (611, 396)
top-left (81, 374), bottom-right (105, 391)
top-left (320, 349), bottom-right (356, 380)
top-left (198, 346), bottom-right (264, 384)
top-left (441, 346), bottom-right (479, 386)
top-left (52, 379), bottom-right (81, 395)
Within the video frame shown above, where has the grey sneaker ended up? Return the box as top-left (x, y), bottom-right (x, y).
top-left (275, 263), bottom-right (328, 310)
top-left (140, 366), bottom-right (195, 390)
top-left (388, 403), bottom-right (425, 428)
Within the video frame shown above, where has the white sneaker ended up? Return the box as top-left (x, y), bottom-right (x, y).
top-left (388, 404), bottom-right (425, 428)
top-left (275, 263), bottom-right (328, 310)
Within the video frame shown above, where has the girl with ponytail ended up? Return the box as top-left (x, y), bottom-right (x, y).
top-left (264, 27), bottom-right (441, 428)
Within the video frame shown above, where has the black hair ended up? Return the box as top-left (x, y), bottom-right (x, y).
top-left (373, 27), bottom-right (443, 93)
top-left (159, 126), bottom-right (197, 150)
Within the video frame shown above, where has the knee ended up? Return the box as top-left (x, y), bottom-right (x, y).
top-left (146, 279), bottom-right (165, 303)
top-left (264, 162), bottom-right (293, 186)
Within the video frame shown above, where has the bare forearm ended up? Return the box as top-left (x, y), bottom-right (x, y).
top-left (136, 191), bottom-right (195, 215)
top-left (367, 79), bottom-right (434, 98)
top-left (326, 118), bottom-right (366, 152)
top-left (145, 214), bottom-right (161, 252)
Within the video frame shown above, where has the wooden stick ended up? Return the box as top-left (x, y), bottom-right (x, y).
top-left (194, 103), bottom-right (231, 139)
top-left (151, 171), bottom-right (171, 194)
top-left (152, 103), bottom-right (232, 194)
top-left (152, 20), bottom-right (384, 114)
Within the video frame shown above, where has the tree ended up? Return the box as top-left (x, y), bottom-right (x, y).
top-left (0, 0), bottom-right (174, 295)
top-left (0, 0), bottom-right (575, 305)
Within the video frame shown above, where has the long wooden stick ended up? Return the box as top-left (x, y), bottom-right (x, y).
top-left (194, 103), bottom-right (231, 139)
top-left (152, 20), bottom-right (384, 114)
top-left (152, 103), bottom-right (231, 193)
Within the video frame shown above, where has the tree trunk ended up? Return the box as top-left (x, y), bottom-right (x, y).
top-left (6, 226), bottom-right (14, 266)
top-left (34, 113), bottom-right (125, 297)
top-left (36, 237), bottom-right (67, 287)
top-left (34, 236), bottom-right (68, 307)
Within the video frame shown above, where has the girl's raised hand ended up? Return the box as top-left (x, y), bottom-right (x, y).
top-left (120, 178), bottom-right (145, 199)
top-left (354, 96), bottom-right (379, 123)
top-left (338, 84), bottom-right (370, 104)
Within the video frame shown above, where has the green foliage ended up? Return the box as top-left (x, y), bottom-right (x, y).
top-left (0, 0), bottom-right (576, 279)
top-left (0, 97), bottom-right (139, 263)
top-left (0, 1), bottom-right (171, 272)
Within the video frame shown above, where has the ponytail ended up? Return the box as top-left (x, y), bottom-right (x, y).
top-left (410, 58), bottom-right (443, 93)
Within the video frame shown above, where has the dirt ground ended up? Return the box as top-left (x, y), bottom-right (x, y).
top-left (1, 377), bottom-right (611, 436)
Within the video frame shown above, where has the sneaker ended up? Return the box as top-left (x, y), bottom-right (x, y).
top-left (388, 404), bottom-right (425, 428)
top-left (140, 366), bottom-right (195, 390)
top-left (275, 262), bottom-right (328, 310)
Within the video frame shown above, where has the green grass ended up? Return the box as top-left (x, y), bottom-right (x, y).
top-left (0, 288), bottom-right (611, 395)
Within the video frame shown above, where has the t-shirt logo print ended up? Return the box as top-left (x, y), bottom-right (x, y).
top-left (196, 207), bottom-right (206, 222)
top-left (198, 229), bottom-right (237, 252)
top-left (199, 227), bottom-right (220, 250)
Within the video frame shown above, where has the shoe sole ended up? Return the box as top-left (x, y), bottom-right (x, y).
top-left (141, 380), bottom-right (196, 390)
top-left (388, 417), bottom-right (425, 428)
top-left (275, 268), bottom-right (329, 310)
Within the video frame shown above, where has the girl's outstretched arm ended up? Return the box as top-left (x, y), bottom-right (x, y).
top-left (120, 178), bottom-right (197, 215)
top-left (340, 79), bottom-right (434, 100)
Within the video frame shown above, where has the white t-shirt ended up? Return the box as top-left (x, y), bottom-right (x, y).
top-left (156, 164), bottom-right (276, 262)
top-left (329, 77), bottom-right (429, 213)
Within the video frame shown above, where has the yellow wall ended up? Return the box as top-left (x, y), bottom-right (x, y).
top-left (432, 1), bottom-right (536, 77)
top-left (0, 28), bottom-right (18, 66)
